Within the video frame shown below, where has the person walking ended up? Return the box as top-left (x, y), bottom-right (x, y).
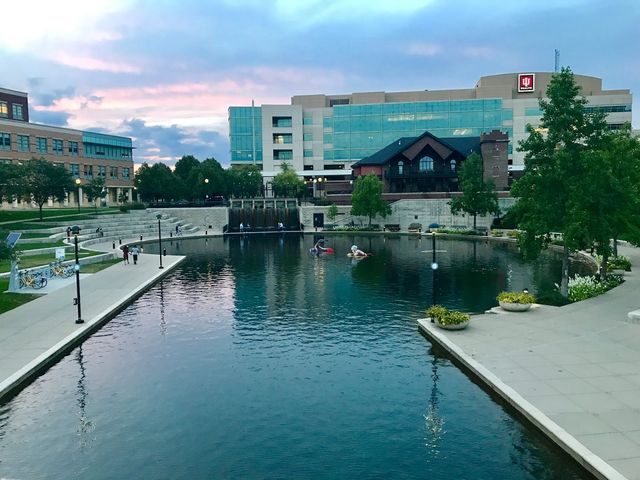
top-left (122, 244), bottom-right (130, 264)
top-left (131, 245), bottom-right (140, 265)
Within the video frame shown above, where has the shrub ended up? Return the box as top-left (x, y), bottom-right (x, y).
top-left (119, 202), bottom-right (146, 212)
top-left (607, 255), bottom-right (631, 271)
top-left (496, 291), bottom-right (536, 304)
top-left (491, 230), bottom-right (503, 237)
top-left (426, 305), bottom-right (448, 322)
top-left (567, 274), bottom-right (623, 302)
top-left (536, 289), bottom-right (571, 306)
top-left (506, 230), bottom-right (519, 238)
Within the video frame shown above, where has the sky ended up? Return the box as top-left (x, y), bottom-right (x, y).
top-left (2, 0), bottom-right (638, 168)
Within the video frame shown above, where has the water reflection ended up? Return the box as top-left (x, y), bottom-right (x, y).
top-left (75, 346), bottom-right (94, 450)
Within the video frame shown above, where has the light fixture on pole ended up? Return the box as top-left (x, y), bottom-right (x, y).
top-left (431, 232), bottom-right (438, 320)
top-left (204, 178), bottom-right (209, 202)
top-left (71, 225), bottom-right (84, 324)
top-left (75, 178), bottom-right (81, 213)
top-left (156, 213), bottom-right (164, 269)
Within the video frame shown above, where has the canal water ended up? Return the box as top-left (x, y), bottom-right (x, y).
top-left (0, 235), bottom-right (594, 479)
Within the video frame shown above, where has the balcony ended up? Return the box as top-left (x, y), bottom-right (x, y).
top-left (387, 168), bottom-right (457, 180)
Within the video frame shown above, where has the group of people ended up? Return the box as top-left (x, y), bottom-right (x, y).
top-left (121, 244), bottom-right (141, 265)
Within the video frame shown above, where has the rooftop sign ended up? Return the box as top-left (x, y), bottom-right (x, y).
top-left (518, 73), bottom-right (535, 93)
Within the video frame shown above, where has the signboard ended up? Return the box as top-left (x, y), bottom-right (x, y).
top-left (55, 248), bottom-right (66, 260)
top-left (518, 73), bottom-right (535, 93)
top-left (5, 232), bottom-right (21, 248)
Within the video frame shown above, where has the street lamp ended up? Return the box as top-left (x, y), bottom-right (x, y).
top-left (204, 178), bottom-right (209, 203)
top-left (71, 225), bottom-right (84, 324)
top-left (431, 232), bottom-right (438, 321)
top-left (156, 213), bottom-right (164, 269)
top-left (75, 178), bottom-right (81, 213)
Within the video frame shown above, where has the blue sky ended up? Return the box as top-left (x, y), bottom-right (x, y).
top-left (2, 0), bottom-right (638, 167)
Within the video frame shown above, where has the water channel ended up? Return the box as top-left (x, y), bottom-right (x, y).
top-left (0, 235), bottom-right (594, 479)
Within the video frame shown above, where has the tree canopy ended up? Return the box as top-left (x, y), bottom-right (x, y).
top-left (19, 159), bottom-right (74, 220)
top-left (350, 173), bottom-right (391, 225)
top-left (448, 153), bottom-right (499, 229)
top-left (272, 163), bottom-right (305, 198)
top-left (83, 177), bottom-right (107, 212)
top-left (510, 67), bottom-right (610, 295)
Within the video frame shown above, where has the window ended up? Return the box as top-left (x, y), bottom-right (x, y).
top-left (12, 104), bottom-right (23, 120)
top-left (398, 160), bottom-right (404, 175)
top-left (303, 133), bottom-right (313, 141)
top-left (98, 165), bottom-right (106, 178)
top-left (84, 165), bottom-right (93, 179)
top-left (36, 137), bottom-right (47, 153)
top-left (272, 116), bottom-right (292, 128)
top-left (450, 159), bottom-right (457, 171)
top-left (70, 164), bottom-right (80, 178)
top-left (122, 167), bottom-right (130, 179)
top-left (68, 141), bottom-right (78, 156)
top-left (273, 149), bottom-right (293, 160)
top-left (304, 149), bottom-right (313, 157)
top-left (273, 133), bottom-right (292, 144)
top-left (419, 156), bottom-right (434, 171)
top-left (52, 139), bottom-right (63, 155)
top-left (0, 133), bottom-right (10, 150)
top-left (110, 166), bottom-right (118, 179)
top-left (18, 135), bottom-right (29, 151)
top-left (303, 117), bottom-right (313, 125)
top-left (0, 102), bottom-right (7, 117)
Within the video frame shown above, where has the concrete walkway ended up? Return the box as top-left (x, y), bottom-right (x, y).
top-left (419, 244), bottom-right (640, 480)
top-left (0, 240), bottom-right (185, 400)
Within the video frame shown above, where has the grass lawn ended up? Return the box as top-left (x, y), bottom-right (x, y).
top-left (0, 278), bottom-right (41, 314)
top-left (0, 250), bottom-right (100, 272)
top-left (13, 232), bottom-right (54, 239)
top-left (0, 208), bottom-right (120, 224)
top-left (15, 241), bottom-right (67, 251)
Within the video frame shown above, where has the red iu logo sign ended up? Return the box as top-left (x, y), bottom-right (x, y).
top-left (518, 73), bottom-right (535, 92)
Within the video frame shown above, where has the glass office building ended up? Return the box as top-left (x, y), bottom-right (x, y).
top-left (229, 72), bottom-right (632, 182)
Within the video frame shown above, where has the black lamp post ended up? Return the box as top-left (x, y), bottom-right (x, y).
top-left (71, 225), bottom-right (84, 324)
top-left (156, 213), bottom-right (164, 269)
top-left (75, 178), bottom-right (81, 213)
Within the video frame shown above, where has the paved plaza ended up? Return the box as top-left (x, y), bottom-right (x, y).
top-left (420, 244), bottom-right (640, 480)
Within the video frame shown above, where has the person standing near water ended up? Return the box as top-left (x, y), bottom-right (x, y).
top-left (131, 245), bottom-right (140, 265)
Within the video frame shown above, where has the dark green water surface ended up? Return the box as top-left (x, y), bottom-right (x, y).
top-left (0, 235), bottom-right (594, 479)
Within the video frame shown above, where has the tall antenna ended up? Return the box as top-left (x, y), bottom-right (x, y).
top-left (554, 49), bottom-right (560, 73)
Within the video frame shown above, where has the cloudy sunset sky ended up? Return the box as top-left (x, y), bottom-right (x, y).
top-left (2, 0), bottom-right (638, 167)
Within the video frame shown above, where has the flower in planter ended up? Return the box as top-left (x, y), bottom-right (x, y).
top-left (496, 291), bottom-right (536, 304)
top-left (426, 305), bottom-right (470, 327)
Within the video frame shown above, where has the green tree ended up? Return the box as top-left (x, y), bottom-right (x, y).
top-left (17, 159), bottom-right (74, 220)
top-left (448, 153), bottom-right (500, 230)
top-left (327, 204), bottom-right (339, 223)
top-left (0, 163), bottom-right (22, 204)
top-left (350, 173), bottom-right (391, 225)
top-left (272, 163), bottom-right (305, 198)
top-left (226, 165), bottom-right (263, 198)
top-left (511, 67), bottom-right (609, 296)
top-left (576, 126), bottom-right (640, 273)
top-left (190, 157), bottom-right (227, 201)
top-left (135, 162), bottom-right (177, 202)
top-left (174, 155), bottom-right (200, 182)
top-left (83, 177), bottom-right (107, 212)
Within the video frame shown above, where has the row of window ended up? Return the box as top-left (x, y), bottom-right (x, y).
top-left (0, 132), bottom-right (132, 159)
top-left (0, 101), bottom-right (24, 120)
top-left (0, 132), bottom-right (80, 155)
top-left (396, 157), bottom-right (456, 175)
top-left (68, 163), bottom-right (130, 180)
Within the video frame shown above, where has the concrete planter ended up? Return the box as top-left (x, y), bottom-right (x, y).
top-left (433, 318), bottom-right (470, 330)
top-left (499, 301), bottom-right (531, 312)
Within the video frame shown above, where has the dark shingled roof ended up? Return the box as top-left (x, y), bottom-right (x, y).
top-left (352, 131), bottom-right (481, 167)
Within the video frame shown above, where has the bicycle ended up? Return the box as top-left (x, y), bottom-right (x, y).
top-left (19, 270), bottom-right (48, 289)
top-left (49, 261), bottom-right (74, 278)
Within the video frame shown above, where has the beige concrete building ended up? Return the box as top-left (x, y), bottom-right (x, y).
top-left (229, 72), bottom-right (632, 187)
top-left (0, 87), bottom-right (135, 209)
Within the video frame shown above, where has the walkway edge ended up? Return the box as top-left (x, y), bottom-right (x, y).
top-left (0, 256), bottom-right (186, 402)
top-left (417, 319), bottom-right (628, 480)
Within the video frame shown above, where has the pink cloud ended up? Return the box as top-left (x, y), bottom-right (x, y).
top-left (52, 53), bottom-right (141, 73)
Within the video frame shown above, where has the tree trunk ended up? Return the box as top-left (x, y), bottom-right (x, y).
top-left (38, 202), bottom-right (44, 221)
top-left (560, 243), bottom-right (569, 297)
top-left (473, 213), bottom-right (477, 230)
top-left (613, 236), bottom-right (618, 257)
top-left (601, 250), bottom-right (609, 278)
